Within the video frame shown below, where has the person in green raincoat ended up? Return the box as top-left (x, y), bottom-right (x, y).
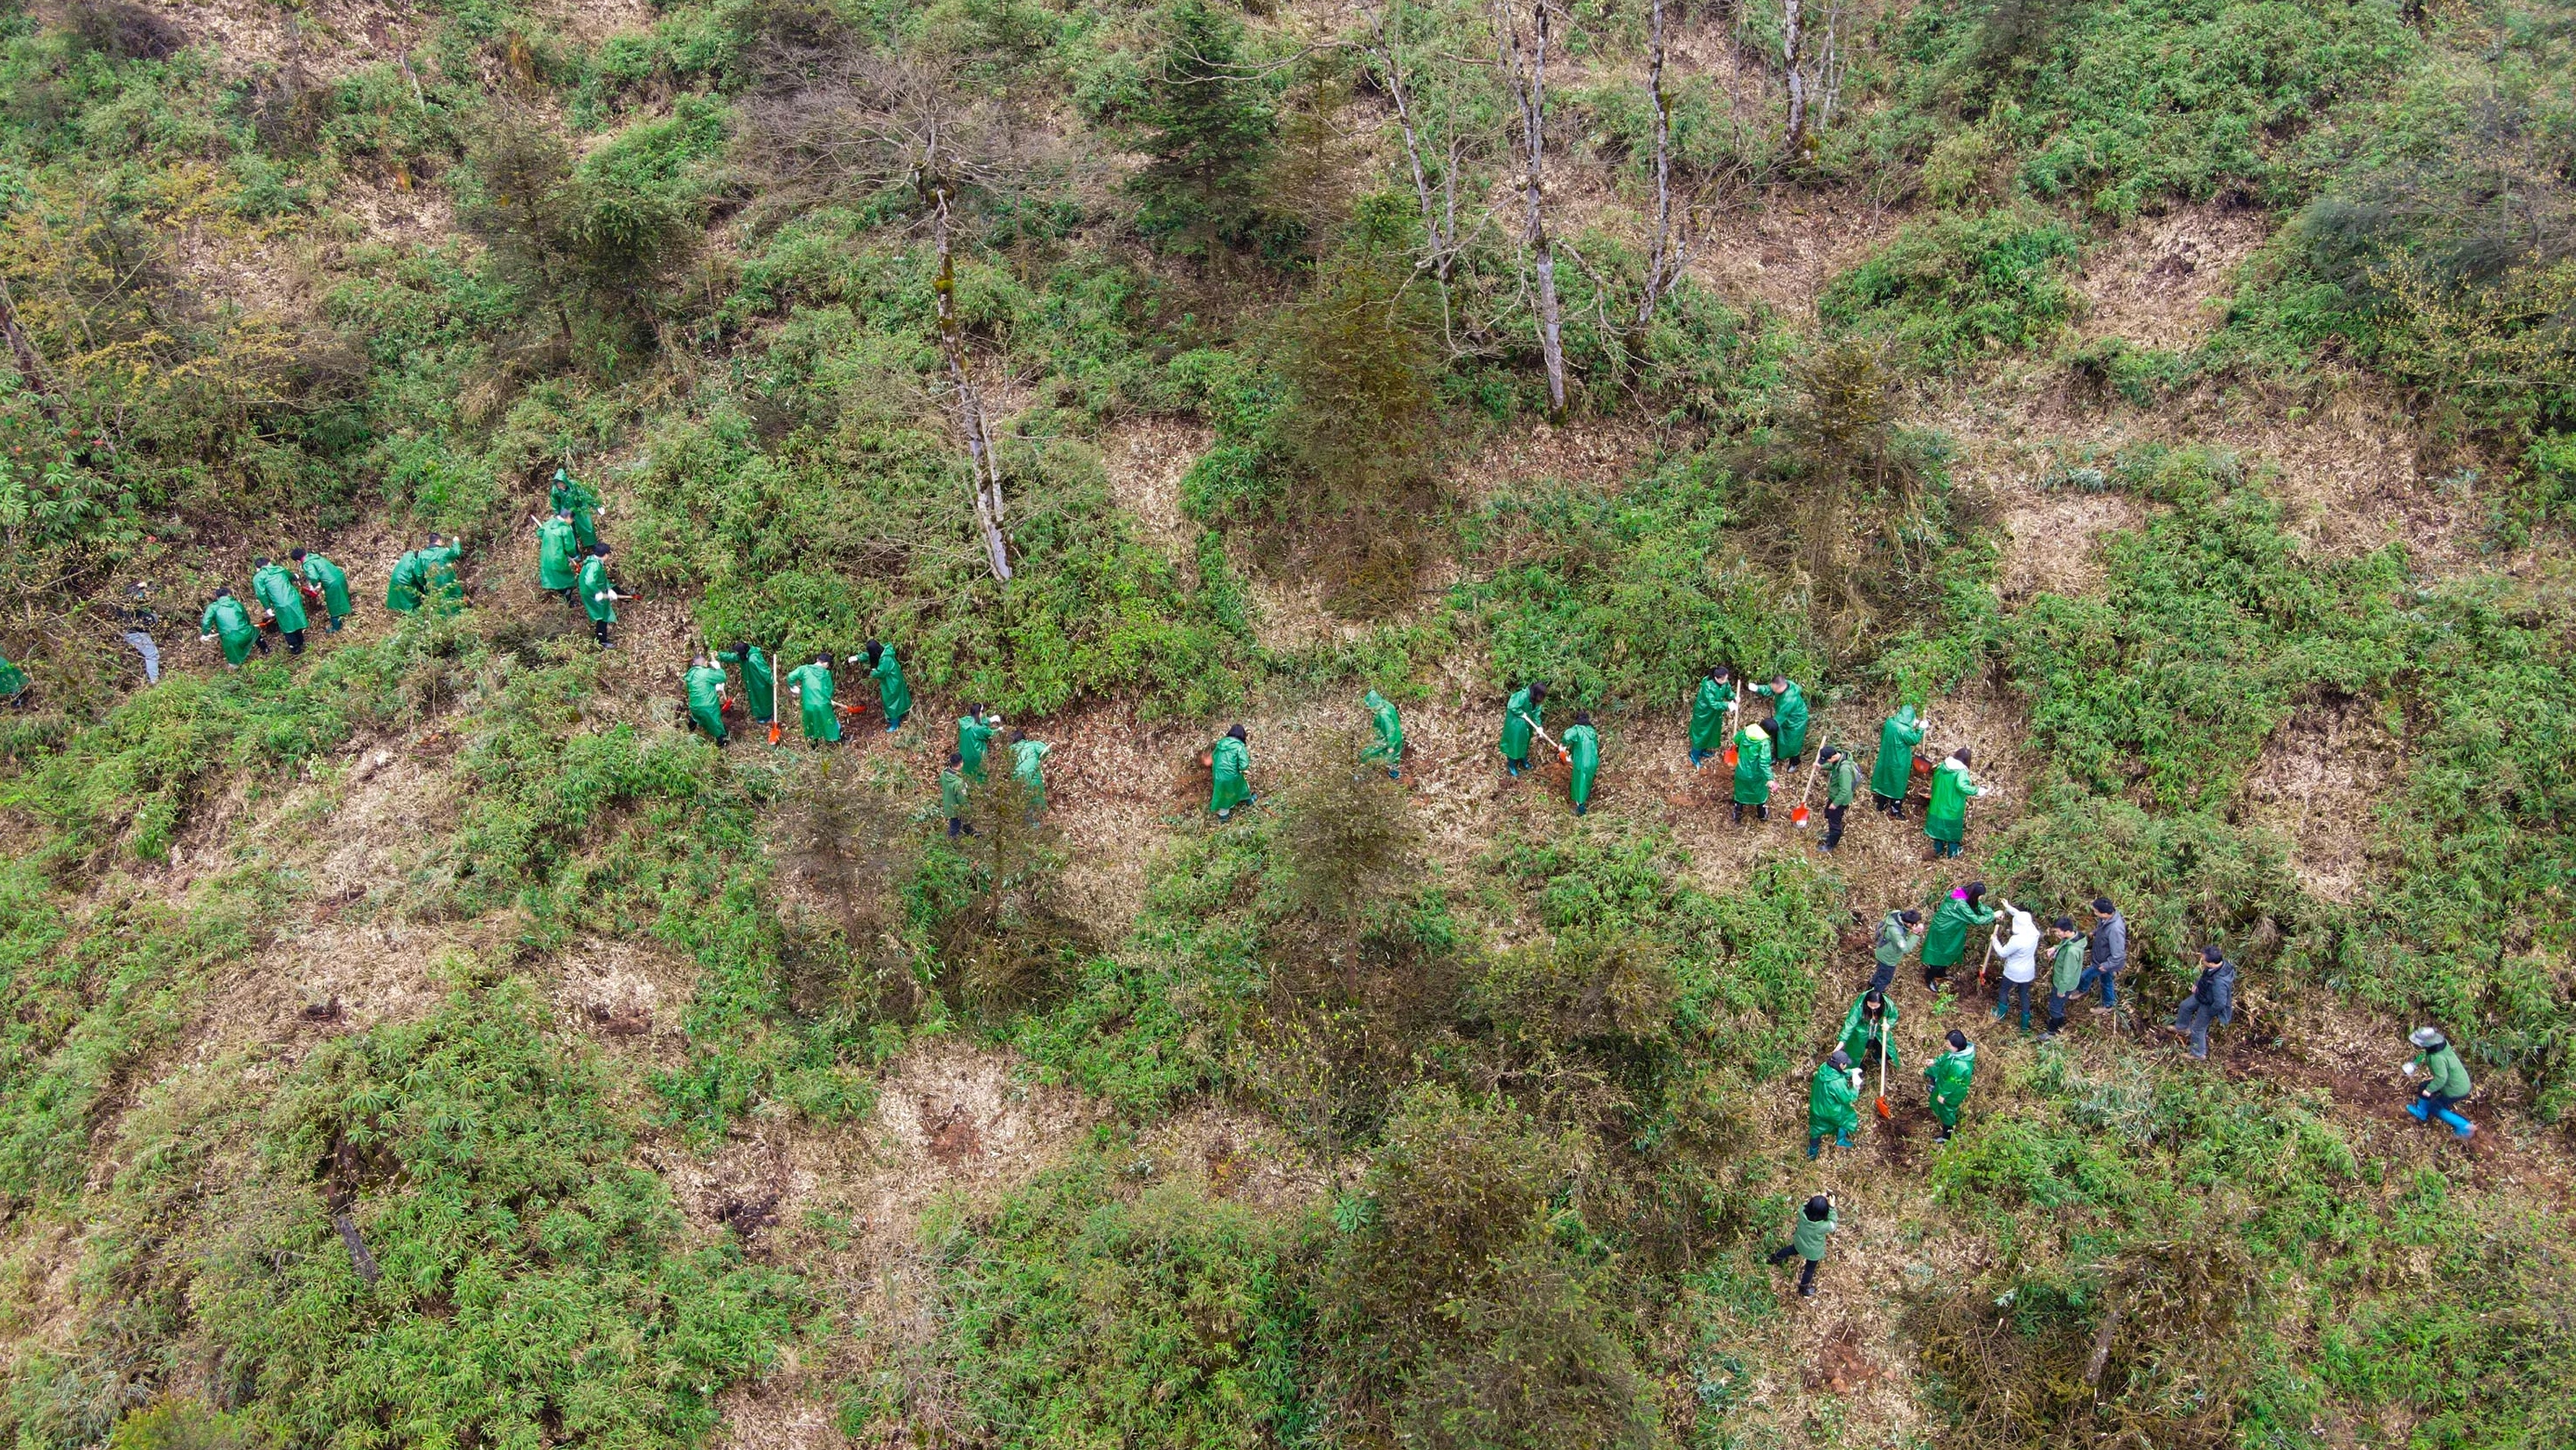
top-left (1766, 1193), bottom-right (1838, 1297)
top-left (1924, 746), bottom-right (1982, 858)
top-left (577, 544), bottom-right (621, 647)
top-left (2043, 916), bottom-right (2087, 1037)
top-left (537, 512), bottom-right (580, 601)
top-left (1564, 712), bottom-right (1599, 816)
top-left (862, 641), bottom-right (909, 731)
top-left (1499, 682), bottom-right (1547, 777)
top-left (1209, 724), bottom-right (1252, 818)
top-left (1807, 1048), bottom-right (1860, 1158)
top-left (1924, 1029), bottom-right (1976, 1143)
top-left (550, 468), bottom-right (603, 552)
top-left (250, 556), bottom-right (309, 655)
top-left (199, 588), bottom-right (263, 666)
top-left (716, 643), bottom-right (776, 726)
top-left (1750, 675), bottom-right (1810, 765)
top-left (420, 534), bottom-right (463, 608)
top-left (956, 706), bottom-right (999, 783)
top-left (940, 753), bottom-right (973, 837)
top-left (1920, 881), bottom-right (1994, 992)
top-left (292, 549), bottom-right (351, 631)
top-left (1362, 689), bottom-right (1404, 779)
top-left (682, 654), bottom-right (730, 744)
top-left (1818, 745), bottom-right (1857, 853)
top-left (0, 653), bottom-right (29, 706)
top-left (2404, 1026), bottom-right (2475, 1138)
top-left (1870, 907), bottom-right (1924, 992)
top-left (1731, 718), bottom-right (1773, 823)
top-left (1688, 666), bottom-right (1735, 767)
top-left (1838, 986), bottom-right (1898, 1073)
top-left (385, 549), bottom-right (426, 614)
top-left (785, 654), bottom-right (841, 744)
top-left (1010, 731), bottom-right (1050, 816)
top-left (1870, 705), bottom-right (1925, 816)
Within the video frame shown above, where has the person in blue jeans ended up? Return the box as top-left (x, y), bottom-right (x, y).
top-left (2078, 897), bottom-right (2125, 1011)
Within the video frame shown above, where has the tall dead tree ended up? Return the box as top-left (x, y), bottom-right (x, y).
top-left (1781, 0), bottom-right (1809, 157)
top-left (1633, 0), bottom-right (1685, 338)
top-left (1493, 0), bottom-right (1567, 419)
top-left (1360, 1), bottom-right (1462, 286)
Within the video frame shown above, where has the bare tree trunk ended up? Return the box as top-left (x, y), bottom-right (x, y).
top-left (1496, 0), bottom-right (1567, 420)
top-left (1782, 0), bottom-right (1808, 158)
top-left (1815, 0), bottom-right (1846, 133)
top-left (1365, 3), bottom-right (1456, 284)
top-left (931, 186), bottom-right (1013, 583)
top-left (1633, 0), bottom-right (1685, 341)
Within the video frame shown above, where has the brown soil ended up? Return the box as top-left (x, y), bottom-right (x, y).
top-left (2078, 204), bottom-right (2272, 350)
top-left (2234, 696), bottom-right (2403, 904)
top-left (1097, 415), bottom-right (1211, 552)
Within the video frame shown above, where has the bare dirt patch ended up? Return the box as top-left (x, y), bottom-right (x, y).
top-left (1099, 416), bottom-right (1213, 552)
top-left (1687, 188), bottom-right (1913, 321)
top-left (1444, 416), bottom-right (1665, 504)
top-left (2234, 696), bottom-right (2402, 904)
top-left (2078, 204), bottom-right (2271, 350)
top-left (1994, 487), bottom-right (2148, 601)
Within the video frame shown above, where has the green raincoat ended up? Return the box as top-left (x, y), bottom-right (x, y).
top-left (1825, 753), bottom-right (1857, 808)
top-left (1870, 707), bottom-right (1924, 800)
top-left (940, 767), bottom-right (970, 819)
top-left (250, 562), bottom-right (308, 633)
top-left (1838, 991), bottom-right (1900, 1070)
top-left (1731, 724), bottom-right (1773, 805)
top-left (1925, 758), bottom-right (1982, 843)
top-left (869, 647), bottom-right (910, 729)
top-left (1210, 736), bottom-right (1252, 813)
top-left (684, 664), bottom-right (728, 741)
top-left (201, 595), bottom-right (258, 665)
top-left (1753, 679), bottom-right (1809, 759)
top-left (2049, 937), bottom-right (2087, 998)
top-left (1564, 723), bottom-right (1599, 810)
top-left (422, 541), bottom-right (462, 604)
top-left (786, 662), bottom-right (840, 743)
top-left (956, 713), bottom-right (997, 783)
top-left (1874, 911), bottom-right (1924, 975)
top-left (300, 554), bottom-right (351, 620)
top-left (1362, 690), bottom-right (1403, 768)
top-left (1925, 1044), bottom-right (1977, 1129)
top-left (716, 646), bottom-right (774, 723)
top-left (385, 551), bottom-right (426, 613)
top-left (578, 555), bottom-right (615, 623)
top-left (1792, 1203), bottom-right (1839, 1262)
top-left (1012, 738), bottom-right (1050, 808)
top-left (0, 656), bottom-right (27, 699)
top-left (1808, 1058), bottom-right (1860, 1142)
top-left (1688, 676), bottom-right (1735, 753)
top-left (537, 518), bottom-right (579, 590)
top-left (2411, 1042), bottom-right (2473, 1100)
top-left (550, 471), bottom-right (602, 551)
top-left (1922, 892), bottom-right (1996, 969)
top-left (1500, 686), bottom-right (1540, 764)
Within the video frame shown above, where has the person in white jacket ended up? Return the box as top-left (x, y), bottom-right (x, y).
top-left (1991, 899), bottom-right (2039, 1034)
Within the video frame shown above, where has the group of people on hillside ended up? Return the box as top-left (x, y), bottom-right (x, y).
top-left (196, 547), bottom-right (365, 666)
top-left (680, 640), bottom-right (912, 747)
top-left (531, 470), bottom-right (623, 646)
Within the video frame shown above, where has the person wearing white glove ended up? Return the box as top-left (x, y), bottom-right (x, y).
top-left (1991, 899), bottom-right (2039, 1033)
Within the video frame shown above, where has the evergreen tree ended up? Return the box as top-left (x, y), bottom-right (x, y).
top-left (1131, 0), bottom-right (1275, 255)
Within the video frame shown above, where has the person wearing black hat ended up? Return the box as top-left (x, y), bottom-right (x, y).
top-left (1766, 1193), bottom-right (1838, 1297)
top-left (1925, 1029), bottom-right (1975, 1143)
top-left (2170, 946), bottom-right (2235, 1060)
top-left (1816, 745), bottom-right (1857, 851)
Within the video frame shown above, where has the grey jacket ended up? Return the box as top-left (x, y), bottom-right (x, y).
top-left (2090, 912), bottom-right (2128, 975)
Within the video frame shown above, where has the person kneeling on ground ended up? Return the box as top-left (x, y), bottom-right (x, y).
top-left (2404, 1026), bottom-right (2475, 1140)
top-left (683, 654), bottom-right (729, 745)
top-left (1766, 1193), bottom-right (1838, 1297)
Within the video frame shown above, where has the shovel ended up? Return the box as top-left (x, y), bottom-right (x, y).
top-left (1517, 711), bottom-right (1572, 767)
top-left (1975, 933), bottom-right (1994, 992)
top-left (1790, 720), bottom-right (1827, 828)
top-left (768, 645), bottom-right (784, 745)
top-left (1874, 1028), bottom-right (1891, 1120)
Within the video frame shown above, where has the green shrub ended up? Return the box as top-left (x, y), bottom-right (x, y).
top-left (1820, 209), bottom-right (2083, 369)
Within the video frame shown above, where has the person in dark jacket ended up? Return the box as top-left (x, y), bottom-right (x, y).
top-left (1766, 1193), bottom-right (1838, 1297)
top-left (2078, 897), bottom-right (2126, 1011)
top-left (2404, 1026), bottom-right (2476, 1139)
top-left (2170, 946), bottom-right (2235, 1060)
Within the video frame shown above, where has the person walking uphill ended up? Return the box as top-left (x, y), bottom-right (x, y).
top-left (1870, 907), bottom-right (1924, 992)
top-left (716, 643), bottom-right (775, 728)
top-left (1732, 717), bottom-right (1774, 823)
top-left (250, 556), bottom-right (309, 655)
top-left (1925, 747), bottom-right (1983, 858)
top-left (1871, 705), bottom-right (1925, 816)
top-left (1688, 666), bottom-right (1736, 767)
top-left (1817, 745), bottom-right (1857, 852)
top-left (1766, 1194), bottom-right (1838, 1297)
top-left (940, 754), bottom-right (973, 838)
top-left (862, 641), bottom-right (910, 731)
top-left (1807, 1048), bottom-right (1861, 1158)
top-left (577, 545), bottom-right (621, 647)
top-left (1564, 712), bottom-right (1599, 816)
top-left (550, 468), bottom-right (603, 552)
top-left (785, 655), bottom-right (841, 745)
top-left (1924, 1030), bottom-right (1975, 1143)
top-left (1210, 725), bottom-right (1252, 819)
top-left (2171, 946), bottom-right (2235, 1060)
top-left (1922, 882), bottom-right (1995, 992)
top-left (1362, 689), bottom-right (1404, 779)
top-left (1838, 986), bottom-right (1898, 1071)
top-left (2404, 1026), bottom-right (2476, 1139)
top-left (683, 655), bottom-right (730, 745)
top-left (199, 588), bottom-right (263, 667)
top-left (537, 512), bottom-right (580, 601)
top-left (293, 549), bottom-right (351, 632)
top-left (1991, 899), bottom-right (2038, 1033)
top-left (1750, 675), bottom-right (1809, 766)
top-left (1500, 682), bottom-right (1547, 777)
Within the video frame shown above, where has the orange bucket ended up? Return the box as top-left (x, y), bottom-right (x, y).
top-left (1911, 755), bottom-right (1932, 776)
